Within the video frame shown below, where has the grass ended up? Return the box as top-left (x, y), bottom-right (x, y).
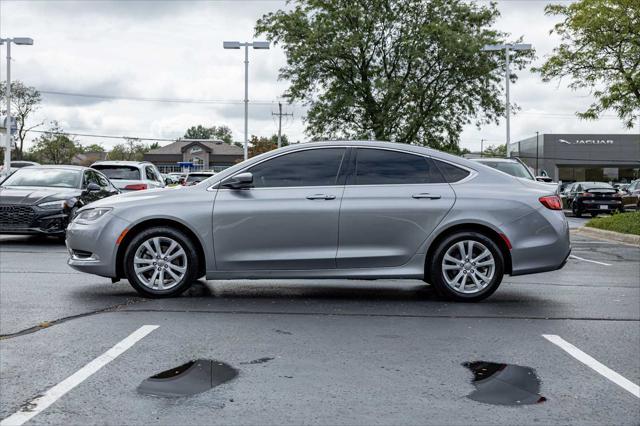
top-left (585, 211), bottom-right (640, 236)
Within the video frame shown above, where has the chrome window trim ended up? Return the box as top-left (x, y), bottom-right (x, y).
top-left (207, 144), bottom-right (477, 191)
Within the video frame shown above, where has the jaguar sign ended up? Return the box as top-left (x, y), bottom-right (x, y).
top-left (558, 138), bottom-right (614, 145)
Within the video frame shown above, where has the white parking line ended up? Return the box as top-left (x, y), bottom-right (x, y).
top-left (0, 325), bottom-right (159, 426)
top-left (543, 334), bottom-right (640, 399)
top-left (569, 254), bottom-right (612, 266)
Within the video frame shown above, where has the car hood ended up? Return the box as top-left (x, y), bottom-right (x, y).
top-left (81, 186), bottom-right (186, 210)
top-left (0, 186), bottom-right (82, 205)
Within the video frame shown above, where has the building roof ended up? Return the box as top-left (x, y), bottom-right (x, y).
top-left (147, 140), bottom-right (243, 156)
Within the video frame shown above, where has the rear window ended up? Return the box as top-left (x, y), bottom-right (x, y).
top-left (475, 160), bottom-right (533, 180)
top-left (92, 165), bottom-right (141, 180)
top-left (434, 160), bottom-right (470, 183)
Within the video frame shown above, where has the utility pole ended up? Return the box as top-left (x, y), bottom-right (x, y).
top-left (481, 42), bottom-right (532, 156)
top-left (272, 102), bottom-right (293, 149)
top-left (535, 131), bottom-right (539, 175)
top-left (480, 139), bottom-right (484, 157)
top-left (0, 37), bottom-right (33, 177)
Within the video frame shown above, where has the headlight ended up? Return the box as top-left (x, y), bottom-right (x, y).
top-left (73, 208), bottom-right (112, 224)
top-left (38, 200), bottom-right (71, 210)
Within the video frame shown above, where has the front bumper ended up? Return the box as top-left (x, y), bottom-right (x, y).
top-left (0, 205), bottom-right (71, 235)
top-left (66, 213), bottom-right (131, 278)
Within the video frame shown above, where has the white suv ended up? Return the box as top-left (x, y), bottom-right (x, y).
top-left (91, 161), bottom-right (165, 191)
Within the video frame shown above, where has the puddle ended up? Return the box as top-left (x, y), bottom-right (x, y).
top-left (138, 359), bottom-right (238, 397)
top-left (463, 361), bottom-right (546, 406)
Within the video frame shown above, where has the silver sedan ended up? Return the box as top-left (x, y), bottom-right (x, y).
top-left (66, 141), bottom-right (570, 302)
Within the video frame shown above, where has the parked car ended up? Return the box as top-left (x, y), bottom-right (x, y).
top-left (161, 173), bottom-right (181, 186)
top-left (626, 179), bottom-right (640, 209)
top-left (0, 165), bottom-right (119, 237)
top-left (91, 161), bottom-right (165, 191)
top-left (181, 171), bottom-right (215, 186)
top-left (66, 141), bottom-right (570, 302)
top-left (0, 160), bottom-right (40, 180)
top-left (563, 181), bottom-right (624, 217)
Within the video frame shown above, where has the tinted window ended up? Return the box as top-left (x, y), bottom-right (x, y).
top-left (434, 160), bottom-right (470, 183)
top-left (92, 165), bottom-right (141, 180)
top-left (95, 172), bottom-right (110, 188)
top-left (248, 148), bottom-right (346, 188)
top-left (352, 149), bottom-right (444, 185)
top-left (1, 168), bottom-right (81, 188)
top-left (83, 170), bottom-right (101, 187)
top-left (145, 166), bottom-right (157, 181)
top-left (475, 160), bottom-right (533, 179)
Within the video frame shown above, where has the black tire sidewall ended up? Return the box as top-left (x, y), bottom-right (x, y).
top-left (428, 232), bottom-right (504, 302)
top-left (124, 227), bottom-right (198, 298)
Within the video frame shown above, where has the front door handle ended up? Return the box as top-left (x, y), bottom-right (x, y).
top-left (306, 194), bottom-right (336, 200)
top-left (412, 193), bottom-right (441, 200)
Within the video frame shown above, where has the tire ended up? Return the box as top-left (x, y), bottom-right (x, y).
top-left (427, 231), bottom-right (504, 302)
top-left (124, 226), bottom-right (199, 298)
top-left (572, 202), bottom-right (582, 218)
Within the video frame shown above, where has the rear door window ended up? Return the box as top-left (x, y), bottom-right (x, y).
top-left (433, 160), bottom-right (470, 183)
top-left (351, 148), bottom-right (445, 185)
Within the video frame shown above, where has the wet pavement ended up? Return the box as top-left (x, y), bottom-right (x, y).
top-left (1, 220), bottom-right (639, 425)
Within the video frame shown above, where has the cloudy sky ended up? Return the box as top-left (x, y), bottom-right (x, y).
top-left (0, 0), bottom-right (637, 153)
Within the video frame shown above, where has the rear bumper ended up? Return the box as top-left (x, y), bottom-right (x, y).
top-left (503, 207), bottom-right (571, 276)
top-left (576, 199), bottom-right (624, 212)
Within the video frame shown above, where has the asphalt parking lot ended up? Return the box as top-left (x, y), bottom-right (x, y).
top-left (1, 216), bottom-right (639, 425)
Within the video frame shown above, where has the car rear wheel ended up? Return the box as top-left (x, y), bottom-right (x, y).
top-left (572, 203), bottom-right (582, 218)
top-left (124, 227), bottom-right (199, 298)
top-left (427, 232), bottom-right (504, 302)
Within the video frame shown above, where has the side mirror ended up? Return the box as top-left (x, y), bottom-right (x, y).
top-left (86, 182), bottom-right (101, 192)
top-left (223, 172), bottom-right (253, 189)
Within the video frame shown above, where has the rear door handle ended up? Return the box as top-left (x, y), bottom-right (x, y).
top-left (306, 194), bottom-right (336, 200)
top-left (412, 193), bottom-right (441, 200)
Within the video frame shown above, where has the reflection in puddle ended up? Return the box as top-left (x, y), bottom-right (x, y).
top-left (138, 359), bottom-right (238, 397)
top-left (463, 361), bottom-right (547, 406)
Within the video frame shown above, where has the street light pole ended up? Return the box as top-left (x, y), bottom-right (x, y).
top-left (223, 40), bottom-right (270, 161)
top-left (0, 37), bottom-right (33, 177)
top-left (481, 42), bottom-right (531, 157)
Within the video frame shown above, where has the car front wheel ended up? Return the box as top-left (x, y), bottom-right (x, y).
top-left (124, 227), bottom-right (199, 298)
top-left (427, 232), bottom-right (504, 302)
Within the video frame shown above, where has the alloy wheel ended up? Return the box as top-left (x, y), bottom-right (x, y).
top-left (441, 240), bottom-right (495, 294)
top-left (133, 236), bottom-right (188, 291)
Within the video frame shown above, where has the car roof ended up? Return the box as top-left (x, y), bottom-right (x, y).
top-left (470, 157), bottom-right (518, 163)
top-left (91, 161), bottom-right (150, 166)
top-left (26, 165), bottom-right (88, 171)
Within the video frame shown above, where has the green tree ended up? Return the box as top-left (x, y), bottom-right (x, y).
top-left (248, 134), bottom-right (290, 157)
top-left (184, 125), bottom-right (233, 144)
top-left (482, 144), bottom-right (507, 157)
top-left (534, 0), bottom-right (640, 127)
top-left (83, 143), bottom-right (105, 152)
top-left (108, 138), bottom-right (151, 161)
top-left (29, 121), bottom-right (82, 164)
top-left (0, 81), bottom-right (43, 160)
top-left (256, 0), bottom-right (533, 150)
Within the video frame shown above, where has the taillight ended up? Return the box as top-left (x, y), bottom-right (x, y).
top-left (124, 183), bottom-right (148, 190)
top-left (539, 195), bottom-right (562, 210)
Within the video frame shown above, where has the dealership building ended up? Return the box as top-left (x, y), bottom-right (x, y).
top-left (509, 133), bottom-right (639, 184)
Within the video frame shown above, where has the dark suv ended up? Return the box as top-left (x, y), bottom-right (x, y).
top-left (564, 181), bottom-right (623, 217)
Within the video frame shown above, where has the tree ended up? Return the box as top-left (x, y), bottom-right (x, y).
top-left (248, 134), bottom-right (290, 157)
top-left (256, 0), bottom-right (533, 151)
top-left (534, 0), bottom-right (640, 127)
top-left (184, 125), bottom-right (233, 144)
top-left (108, 138), bottom-right (151, 161)
top-left (29, 121), bottom-right (82, 164)
top-left (482, 144), bottom-right (507, 157)
top-left (0, 81), bottom-right (42, 160)
top-left (83, 144), bottom-right (105, 153)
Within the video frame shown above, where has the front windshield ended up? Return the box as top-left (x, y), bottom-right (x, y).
top-left (477, 161), bottom-right (534, 180)
top-left (1, 168), bottom-right (81, 188)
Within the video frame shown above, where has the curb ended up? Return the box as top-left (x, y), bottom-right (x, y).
top-left (573, 226), bottom-right (640, 246)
